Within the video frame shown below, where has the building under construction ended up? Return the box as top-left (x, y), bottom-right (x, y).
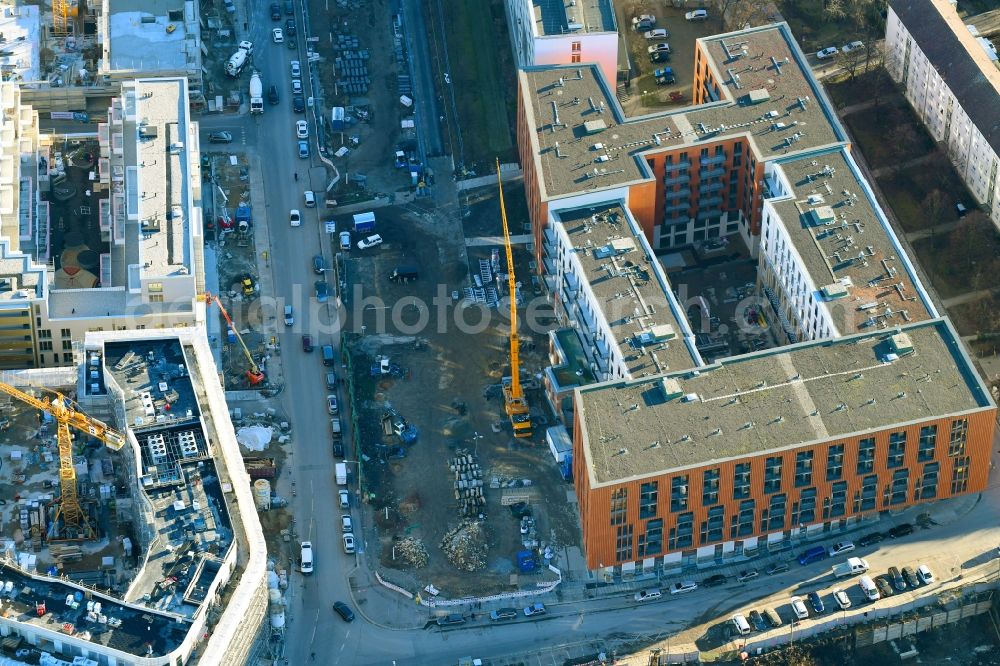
top-left (0, 329), bottom-right (269, 665)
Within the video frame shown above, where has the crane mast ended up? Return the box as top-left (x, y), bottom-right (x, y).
top-left (496, 159), bottom-right (532, 438)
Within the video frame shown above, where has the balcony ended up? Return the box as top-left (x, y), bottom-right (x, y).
top-left (663, 173), bottom-right (690, 187)
top-left (698, 196), bottom-right (723, 208)
top-left (696, 206), bottom-right (723, 220)
top-left (698, 181), bottom-right (724, 195)
top-left (699, 167), bottom-right (725, 179)
top-left (701, 153), bottom-right (727, 166)
top-left (664, 160), bottom-right (691, 172)
top-left (664, 200), bottom-right (691, 214)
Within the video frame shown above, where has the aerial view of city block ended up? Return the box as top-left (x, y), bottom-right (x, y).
top-left (0, 0), bottom-right (998, 664)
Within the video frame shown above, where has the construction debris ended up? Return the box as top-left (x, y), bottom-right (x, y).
top-left (392, 536), bottom-right (428, 569)
top-left (440, 521), bottom-right (489, 572)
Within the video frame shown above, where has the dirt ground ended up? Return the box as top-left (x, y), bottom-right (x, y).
top-left (337, 195), bottom-right (578, 596)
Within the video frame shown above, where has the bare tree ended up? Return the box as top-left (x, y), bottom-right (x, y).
top-left (718, 0), bottom-right (776, 30)
top-left (922, 189), bottom-right (948, 239)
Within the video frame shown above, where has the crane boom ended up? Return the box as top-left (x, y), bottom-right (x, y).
top-left (0, 379), bottom-right (127, 539)
top-left (496, 159), bottom-right (532, 438)
top-left (205, 294), bottom-right (265, 385)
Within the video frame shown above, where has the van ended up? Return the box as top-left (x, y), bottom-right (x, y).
top-left (731, 614), bottom-right (752, 636)
top-left (798, 545), bottom-right (827, 566)
top-left (763, 607), bottom-right (783, 628)
top-left (859, 575), bottom-right (880, 601)
top-left (300, 541), bottom-right (314, 574)
top-left (325, 372), bottom-right (338, 390)
top-left (322, 344), bottom-right (335, 366)
top-left (304, 190), bottom-right (316, 207)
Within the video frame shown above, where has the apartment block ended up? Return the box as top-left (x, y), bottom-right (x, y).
top-left (0, 78), bottom-right (205, 370)
top-left (504, 0), bottom-right (619, 87)
top-left (885, 0), bottom-right (1000, 226)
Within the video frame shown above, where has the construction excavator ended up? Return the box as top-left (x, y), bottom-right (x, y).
top-left (496, 159), bottom-right (532, 438)
top-left (0, 379), bottom-right (127, 540)
top-left (204, 293), bottom-right (266, 385)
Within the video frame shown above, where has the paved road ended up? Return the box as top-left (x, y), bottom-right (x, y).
top-left (401, 0), bottom-right (444, 158)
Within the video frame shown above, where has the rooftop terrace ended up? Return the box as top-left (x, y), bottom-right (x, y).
top-left (520, 23), bottom-right (845, 199)
top-left (578, 318), bottom-right (993, 485)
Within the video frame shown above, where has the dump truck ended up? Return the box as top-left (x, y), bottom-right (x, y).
top-left (832, 557), bottom-right (869, 579)
top-left (249, 72), bottom-right (263, 114)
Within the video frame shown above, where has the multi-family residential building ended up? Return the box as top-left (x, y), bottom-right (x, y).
top-left (516, 21), bottom-right (998, 575)
top-left (885, 0), bottom-right (1000, 226)
top-left (504, 0), bottom-right (619, 87)
top-left (0, 78), bottom-right (205, 370)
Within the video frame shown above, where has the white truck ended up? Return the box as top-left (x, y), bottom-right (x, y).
top-left (225, 41), bottom-right (253, 77)
top-left (335, 462), bottom-right (347, 486)
top-left (832, 557), bottom-right (869, 579)
top-left (249, 72), bottom-right (263, 114)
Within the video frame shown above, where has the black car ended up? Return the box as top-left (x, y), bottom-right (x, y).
top-left (650, 51), bottom-right (670, 63)
top-left (293, 95), bottom-right (305, 112)
top-left (887, 523), bottom-right (914, 538)
top-left (436, 613), bottom-right (465, 626)
top-left (332, 442), bottom-right (344, 457)
top-left (270, 2), bottom-right (280, 19)
top-left (702, 574), bottom-right (727, 587)
top-left (874, 575), bottom-right (893, 598)
top-left (765, 562), bottom-right (790, 575)
top-left (208, 131), bottom-right (233, 143)
top-left (285, 18), bottom-right (296, 36)
top-left (858, 532), bottom-right (884, 547)
top-left (888, 566), bottom-right (906, 591)
top-left (902, 566), bottom-right (920, 588)
top-left (332, 601), bottom-right (355, 622)
top-left (312, 254), bottom-right (326, 274)
top-left (748, 610), bottom-right (767, 632)
top-left (284, 0), bottom-right (294, 14)
top-left (268, 85), bottom-right (279, 105)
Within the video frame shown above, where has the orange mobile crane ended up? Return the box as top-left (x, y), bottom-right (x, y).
top-left (0, 380), bottom-right (126, 540)
top-left (496, 159), bottom-right (532, 438)
top-left (205, 293), bottom-right (266, 385)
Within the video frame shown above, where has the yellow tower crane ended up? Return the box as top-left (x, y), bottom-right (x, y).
top-left (52, 0), bottom-right (71, 36)
top-left (0, 380), bottom-right (126, 540)
top-left (496, 159), bottom-right (532, 438)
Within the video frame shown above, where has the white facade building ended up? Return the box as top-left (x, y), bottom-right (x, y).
top-left (504, 0), bottom-right (619, 86)
top-left (885, 0), bottom-right (1000, 227)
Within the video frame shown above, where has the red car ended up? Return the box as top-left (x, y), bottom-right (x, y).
top-left (302, 334), bottom-right (313, 352)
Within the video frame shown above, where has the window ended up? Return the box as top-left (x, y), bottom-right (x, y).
top-left (887, 432), bottom-right (906, 468)
top-left (639, 482), bottom-right (658, 519)
top-left (62, 353), bottom-right (73, 362)
top-left (918, 462), bottom-right (939, 500)
top-left (615, 525), bottom-right (634, 561)
top-left (730, 499), bottom-right (755, 538)
top-left (571, 53), bottom-right (581, 63)
top-left (699, 505), bottom-right (725, 544)
top-left (764, 456), bottom-right (782, 494)
top-left (38, 329), bottom-right (51, 339)
top-left (669, 512), bottom-right (693, 549)
top-left (39, 341), bottom-right (53, 351)
top-left (826, 481), bottom-right (847, 518)
top-left (794, 451), bottom-right (813, 487)
top-left (854, 474), bottom-right (877, 513)
top-left (762, 493), bottom-right (786, 531)
top-left (948, 419), bottom-right (968, 457)
top-left (888, 469), bottom-right (909, 506)
top-left (918, 425), bottom-right (937, 462)
top-left (856, 437), bottom-right (876, 474)
top-left (826, 444), bottom-right (844, 481)
top-left (670, 475), bottom-right (688, 512)
top-left (797, 488), bottom-right (816, 524)
top-left (951, 456), bottom-right (969, 494)
top-left (638, 518), bottom-right (663, 557)
top-left (148, 282), bottom-right (163, 293)
top-left (610, 489), bottom-right (627, 525)
top-left (571, 41), bottom-right (581, 51)
top-left (61, 328), bottom-right (71, 337)
top-left (702, 468), bottom-right (720, 505)
top-left (62, 340), bottom-right (73, 350)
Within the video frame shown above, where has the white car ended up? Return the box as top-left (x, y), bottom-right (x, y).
top-left (643, 29), bottom-right (668, 40)
top-left (828, 541), bottom-right (855, 556)
top-left (327, 394), bottom-right (338, 414)
top-left (685, 9), bottom-right (708, 21)
top-left (289, 209), bottom-right (301, 227)
top-left (647, 43), bottom-right (671, 54)
top-left (300, 541), bottom-right (313, 574)
top-left (633, 588), bottom-right (661, 602)
top-left (670, 581), bottom-right (698, 595)
top-left (841, 41), bottom-right (864, 54)
top-left (833, 588), bottom-right (852, 610)
top-left (817, 47), bottom-right (839, 60)
top-left (916, 564), bottom-right (934, 585)
top-left (342, 533), bottom-right (355, 554)
top-left (789, 596), bottom-right (809, 620)
top-left (341, 514), bottom-right (353, 532)
top-left (296, 119), bottom-right (309, 139)
top-left (632, 14), bottom-right (656, 30)
top-left (357, 234), bottom-right (383, 249)
top-left (339, 231), bottom-right (351, 250)
top-left (290, 60), bottom-right (301, 78)
top-left (338, 490), bottom-right (350, 509)
top-left (272, 27), bottom-right (283, 43)
top-left (283, 305), bottom-right (294, 326)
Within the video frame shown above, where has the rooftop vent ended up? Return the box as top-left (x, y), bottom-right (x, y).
top-left (744, 88), bottom-right (771, 105)
top-left (888, 332), bottom-right (914, 356)
top-left (804, 205), bottom-right (835, 227)
top-left (168, 142), bottom-right (183, 154)
top-left (583, 119), bottom-right (607, 134)
top-left (138, 124), bottom-right (158, 139)
top-left (820, 282), bottom-right (849, 300)
top-left (659, 377), bottom-right (684, 401)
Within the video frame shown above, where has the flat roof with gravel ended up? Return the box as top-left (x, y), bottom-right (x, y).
top-left (577, 318), bottom-right (993, 485)
top-left (533, 0), bottom-right (616, 36)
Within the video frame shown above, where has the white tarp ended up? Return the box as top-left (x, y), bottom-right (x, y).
top-left (236, 426), bottom-right (273, 451)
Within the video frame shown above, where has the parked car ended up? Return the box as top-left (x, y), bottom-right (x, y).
top-left (338, 490), bottom-right (350, 509)
top-left (289, 209), bottom-right (301, 227)
top-left (874, 575), bottom-right (893, 598)
top-left (798, 545), bottom-right (828, 565)
top-left (314, 280), bottom-right (329, 302)
top-left (270, 3), bottom-right (280, 20)
top-left (737, 570), bottom-right (759, 583)
top-left (272, 27), bottom-right (283, 43)
top-left (339, 231), bottom-right (352, 249)
top-left (702, 574), bottom-right (727, 588)
top-left (296, 119), bottom-right (309, 139)
top-left (327, 394), bottom-right (338, 414)
top-left (685, 9), bottom-right (708, 21)
top-left (888, 566), bottom-right (906, 591)
top-left (654, 67), bottom-right (676, 85)
top-left (342, 533), bottom-right (355, 553)
top-left (268, 85), bottom-right (279, 105)
top-left (858, 532), bottom-right (884, 547)
top-left (766, 562), bottom-right (790, 575)
top-left (341, 514), bottom-right (353, 532)
top-left (332, 601), bottom-right (354, 622)
top-left (887, 523), bottom-right (914, 538)
top-left (312, 255), bottom-right (326, 274)
top-left (748, 609), bottom-right (767, 632)
top-left (817, 47), bottom-right (839, 60)
top-left (285, 18), bottom-right (296, 36)
top-left (789, 596), bottom-right (808, 620)
top-left (828, 541), bottom-right (855, 556)
top-left (490, 608), bottom-right (518, 621)
top-left (644, 29), bottom-right (669, 39)
top-left (290, 60), bottom-right (301, 78)
top-left (523, 603), bottom-right (546, 616)
top-left (631, 14), bottom-right (656, 31)
top-left (902, 566), bottom-right (920, 588)
top-left (333, 442), bottom-right (344, 457)
top-left (208, 131), bottom-right (233, 143)
top-left (357, 234), bottom-right (383, 249)
top-left (437, 614), bottom-right (466, 626)
top-left (298, 140), bottom-right (310, 159)
top-left (301, 334), bottom-right (313, 352)
top-left (634, 588), bottom-right (662, 602)
top-left (670, 581), bottom-right (698, 595)
top-left (833, 588), bottom-right (852, 610)
top-left (293, 95), bottom-right (305, 112)
top-left (291, 78), bottom-right (303, 94)
top-left (841, 41), bottom-right (864, 54)
top-left (807, 591), bottom-right (825, 614)
top-left (284, 0), bottom-right (293, 15)
top-left (649, 51), bottom-right (670, 63)
top-left (647, 43), bottom-right (671, 54)
top-left (764, 607), bottom-right (783, 628)
top-left (916, 564), bottom-right (935, 585)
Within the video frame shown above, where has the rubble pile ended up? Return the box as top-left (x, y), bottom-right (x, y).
top-left (449, 450), bottom-right (485, 517)
top-left (393, 536), bottom-right (429, 569)
top-left (440, 521), bottom-right (489, 572)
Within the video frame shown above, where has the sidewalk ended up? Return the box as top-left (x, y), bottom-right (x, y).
top-left (942, 287), bottom-right (1000, 308)
top-left (869, 152), bottom-right (938, 178)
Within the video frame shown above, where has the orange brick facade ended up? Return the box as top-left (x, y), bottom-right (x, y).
top-left (573, 406), bottom-right (996, 570)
